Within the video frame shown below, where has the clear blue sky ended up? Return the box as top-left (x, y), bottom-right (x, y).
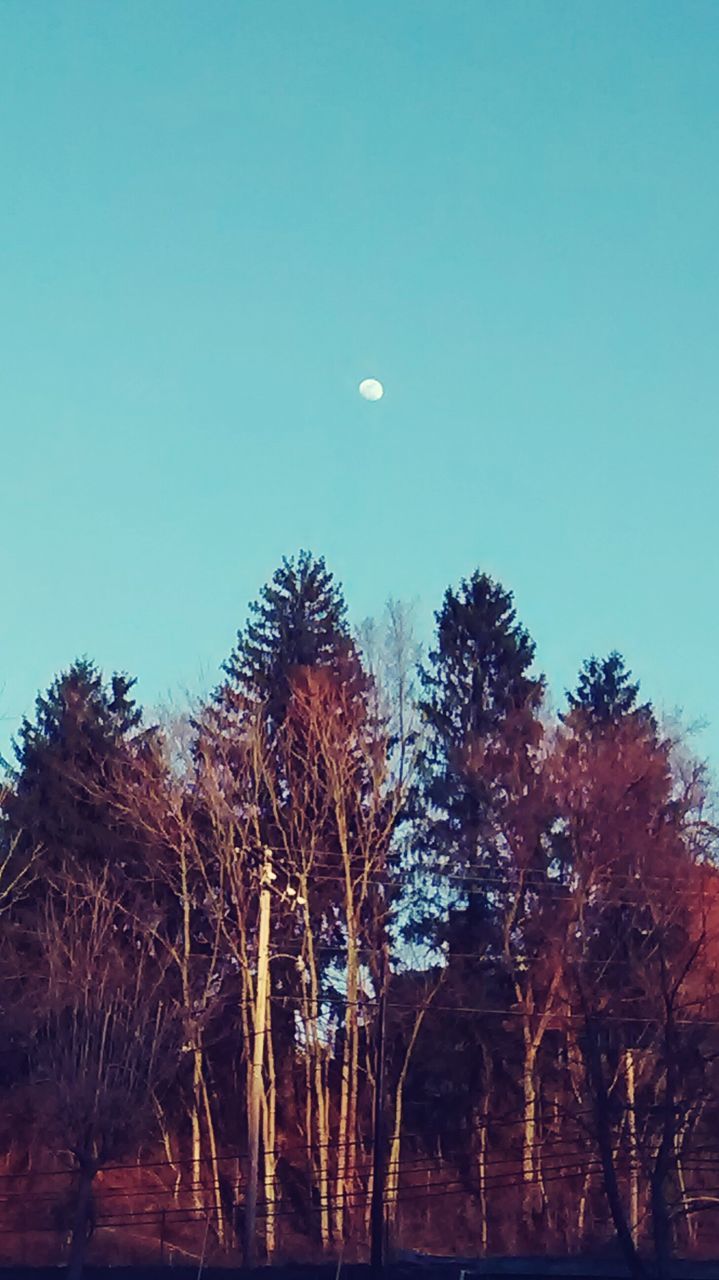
top-left (1, 1), bottom-right (718, 769)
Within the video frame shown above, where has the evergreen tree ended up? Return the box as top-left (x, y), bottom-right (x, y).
top-left (8, 659), bottom-right (146, 872)
top-left (417, 570), bottom-right (545, 874)
top-left (217, 550), bottom-right (364, 729)
top-left (208, 552), bottom-right (379, 1148)
top-left (565, 651), bottom-right (655, 732)
top-left (413, 573), bottom-right (549, 1204)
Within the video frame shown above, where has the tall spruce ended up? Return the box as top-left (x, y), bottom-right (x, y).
top-left (566, 651), bottom-right (654, 731)
top-left (208, 551), bottom-right (380, 1201)
top-left (8, 659), bottom-right (146, 872)
top-left (418, 571), bottom-right (544, 876)
top-left (217, 550), bottom-right (364, 730)
top-left (409, 573), bottom-right (547, 1207)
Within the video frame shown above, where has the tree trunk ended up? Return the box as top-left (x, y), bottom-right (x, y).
top-left (315, 1046), bottom-right (331, 1248)
top-left (347, 995), bottom-right (360, 1231)
top-left (675, 1117), bottom-right (698, 1250)
top-left (262, 988), bottom-right (278, 1259)
top-left (190, 1049), bottom-right (204, 1213)
top-left (386, 997), bottom-right (433, 1230)
top-left (477, 1072), bottom-right (491, 1255)
top-left (245, 852), bottom-right (271, 1267)
top-left (386, 1092), bottom-right (403, 1230)
top-left (303, 998), bottom-right (313, 1194)
top-left (302, 900), bottom-right (331, 1248)
top-left (577, 1167), bottom-right (592, 1247)
top-left (333, 1002), bottom-right (352, 1238)
top-left (154, 1096), bottom-right (182, 1203)
top-left (650, 1084), bottom-right (675, 1280)
top-left (582, 1016), bottom-right (646, 1280)
top-left (200, 1070), bottom-right (225, 1246)
top-left (625, 1049), bottom-right (639, 1247)
top-left (651, 972), bottom-right (680, 1280)
top-left (334, 923), bottom-right (359, 1240)
top-left (521, 1037), bottom-right (541, 1233)
top-left (320, 1049), bottom-right (332, 1243)
top-left (364, 1035), bottom-right (376, 1239)
top-left (67, 1162), bottom-right (96, 1280)
top-left (513, 965), bottom-right (562, 1239)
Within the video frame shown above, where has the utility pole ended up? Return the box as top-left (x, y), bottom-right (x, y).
top-left (370, 947), bottom-right (388, 1274)
top-left (625, 1048), bottom-right (639, 1247)
top-left (245, 847), bottom-right (272, 1269)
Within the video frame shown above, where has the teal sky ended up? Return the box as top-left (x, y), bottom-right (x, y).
top-left (1, 2), bottom-right (718, 769)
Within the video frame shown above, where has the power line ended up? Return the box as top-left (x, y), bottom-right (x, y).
top-left (0, 1113), bottom-right (595, 1186)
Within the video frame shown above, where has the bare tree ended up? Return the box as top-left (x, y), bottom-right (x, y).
top-left (0, 783), bottom-right (40, 914)
top-left (283, 666), bottom-right (405, 1240)
top-left (358, 598), bottom-right (422, 788)
top-left (557, 716), bottom-right (719, 1277)
top-left (31, 867), bottom-right (179, 1280)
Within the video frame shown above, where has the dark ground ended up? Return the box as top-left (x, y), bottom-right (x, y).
top-left (0, 1269), bottom-right (428, 1280)
top-left (4, 1262), bottom-right (719, 1280)
top-left (3, 1262), bottom-right (719, 1280)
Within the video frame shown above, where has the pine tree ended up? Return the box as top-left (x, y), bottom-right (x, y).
top-left (566, 651), bottom-right (653, 730)
top-left (417, 570), bottom-right (544, 874)
top-left (207, 553), bottom-right (391, 1244)
top-left (217, 550), bottom-right (364, 730)
top-left (413, 573), bottom-right (549, 1237)
top-left (413, 569), bottom-right (546, 1009)
top-left (8, 659), bottom-right (146, 873)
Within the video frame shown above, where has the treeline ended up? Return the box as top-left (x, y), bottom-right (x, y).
top-left (1, 550), bottom-right (718, 1276)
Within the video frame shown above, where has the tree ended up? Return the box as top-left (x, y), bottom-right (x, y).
top-left (357, 598), bottom-right (422, 789)
top-left (284, 666), bottom-right (401, 1240)
top-left (415, 571), bottom-right (550, 1243)
top-left (0, 783), bottom-right (40, 917)
top-left (86, 728), bottom-right (231, 1248)
top-left (7, 659), bottom-right (148, 876)
top-left (7, 565), bottom-right (719, 1269)
top-left (195, 657), bottom-right (405, 1255)
top-left (217, 551), bottom-right (363, 731)
top-left (204, 552), bottom-right (379, 1254)
top-left (566, 652), bottom-right (653, 733)
top-left (31, 866), bottom-right (179, 1280)
top-left (417, 570), bottom-right (544, 883)
top-left (555, 706), bottom-right (717, 1277)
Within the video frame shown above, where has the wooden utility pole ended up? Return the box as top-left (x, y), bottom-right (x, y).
top-left (370, 949), bottom-right (388, 1274)
top-left (245, 847), bottom-right (272, 1268)
top-left (625, 1048), bottom-right (639, 1247)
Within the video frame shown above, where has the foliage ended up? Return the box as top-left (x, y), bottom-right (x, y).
top-left (1, 554), bottom-right (717, 1272)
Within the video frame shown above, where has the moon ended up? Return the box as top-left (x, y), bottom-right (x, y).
top-left (359, 377), bottom-right (384, 401)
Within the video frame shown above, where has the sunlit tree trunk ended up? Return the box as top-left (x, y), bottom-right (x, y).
top-left (515, 973), bottom-right (562, 1236)
top-left (578, 1167), bottom-right (592, 1245)
top-left (675, 1108), bottom-right (701, 1250)
top-left (625, 1048), bottom-right (639, 1248)
top-left (299, 889), bottom-right (331, 1247)
top-left (190, 1049), bottom-right (204, 1213)
top-left (200, 1070), bottom-right (225, 1246)
top-left (334, 927), bottom-right (358, 1240)
top-left (521, 1035), bottom-right (541, 1228)
top-left (154, 1095), bottom-right (182, 1204)
top-left (262, 988), bottom-right (277, 1258)
top-left (386, 996), bottom-right (435, 1229)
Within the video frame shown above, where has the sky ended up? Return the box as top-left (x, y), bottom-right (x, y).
top-left (1, 1), bottom-right (718, 771)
